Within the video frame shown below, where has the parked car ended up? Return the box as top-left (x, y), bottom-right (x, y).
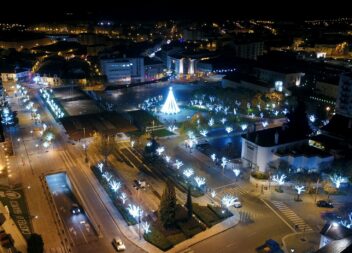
top-left (71, 203), bottom-right (81, 215)
top-left (316, 200), bottom-right (334, 208)
top-left (112, 237), bottom-right (126, 251)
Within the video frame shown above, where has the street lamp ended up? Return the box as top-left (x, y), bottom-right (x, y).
top-left (82, 143), bottom-right (88, 163)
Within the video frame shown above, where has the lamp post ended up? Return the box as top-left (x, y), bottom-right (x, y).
top-left (314, 178), bottom-right (320, 203)
top-left (83, 143), bottom-right (88, 163)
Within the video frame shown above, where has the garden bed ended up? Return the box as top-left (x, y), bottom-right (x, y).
top-left (144, 157), bottom-right (204, 197)
top-left (152, 129), bottom-right (175, 137)
top-left (207, 204), bottom-right (233, 219)
top-left (192, 203), bottom-right (222, 227)
top-left (91, 165), bottom-right (137, 225)
top-left (144, 205), bottom-right (205, 251)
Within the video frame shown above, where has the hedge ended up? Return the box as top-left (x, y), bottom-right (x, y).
top-left (207, 204), bottom-right (233, 220)
top-left (192, 203), bottom-right (221, 227)
top-left (144, 226), bottom-right (173, 251)
top-left (177, 219), bottom-right (206, 238)
top-left (92, 165), bottom-right (137, 225)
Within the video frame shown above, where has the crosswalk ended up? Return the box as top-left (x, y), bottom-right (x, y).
top-left (271, 200), bottom-right (313, 232)
top-left (220, 186), bottom-right (250, 197)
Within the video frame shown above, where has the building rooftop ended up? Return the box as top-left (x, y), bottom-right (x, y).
top-left (242, 126), bottom-right (307, 147)
top-left (275, 145), bottom-right (331, 158)
top-left (60, 112), bottom-right (137, 141)
top-left (315, 223), bottom-right (352, 253)
top-left (144, 57), bottom-right (163, 65)
top-left (223, 73), bottom-right (273, 88)
top-left (322, 114), bottom-right (352, 142)
top-left (321, 223), bottom-right (352, 241)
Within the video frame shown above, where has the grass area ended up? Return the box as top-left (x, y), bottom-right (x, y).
top-left (128, 110), bottom-right (161, 129)
top-left (91, 165), bottom-right (137, 225)
top-left (192, 203), bottom-right (222, 227)
top-left (207, 204), bottom-right (233, 219)
top-left (144, 225), bottom-right (173, 251)
top-left (152, 129), bottom-right (175, 137)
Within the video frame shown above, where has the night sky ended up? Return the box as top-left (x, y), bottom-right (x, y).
top-left (1, 0), bottom-right (351, 22)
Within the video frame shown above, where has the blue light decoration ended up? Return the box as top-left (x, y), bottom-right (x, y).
top-left (1, 106), bottom-right (15, 126)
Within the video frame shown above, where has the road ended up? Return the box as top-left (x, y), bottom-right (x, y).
top-left (46, 173), bottom-right (96, 246)
top-left (3, 81), bottom-right (144, 253)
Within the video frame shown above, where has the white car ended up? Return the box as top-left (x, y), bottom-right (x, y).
top-left (234, 198), bottom-right (242, 208)
top-left (112, 237), bottom-right (126, 251)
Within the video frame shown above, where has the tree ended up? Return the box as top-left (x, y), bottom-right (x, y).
top-left (285, 102), bottom-right (311, 137)
top-left (323, 181), bottom-right (337, 200)
top-left (159, 180), bottom-right (176, 228)
top-left (185, 186), bottom-right (193, 220)
top-left (27, 233), bottom-right (44, 253)
top-left (89, 132), bottom-right (115, 164)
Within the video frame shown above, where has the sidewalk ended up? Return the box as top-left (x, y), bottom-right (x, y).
top-left (0, 202), bottom-right (27, 253)
top-left (282, 231), bottom-right (320, 253)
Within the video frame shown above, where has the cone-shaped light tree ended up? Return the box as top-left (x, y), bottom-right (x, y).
top-left (161, 87), bottom-right (180, 114)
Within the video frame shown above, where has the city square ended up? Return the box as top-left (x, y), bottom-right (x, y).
top-left (0, 3), bottom-right (352, 253)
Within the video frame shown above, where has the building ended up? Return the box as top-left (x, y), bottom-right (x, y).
top-left (167, 50), bottom-right (214, 76)
top-left (1, 68), bottom-right (30, 82)
top-left (167, 55), bottom-right (196, 76)
top-left (182, 28), bottom-right (203, 41)
top-left (100, 57), bottom-right (145, 84)
top-left (0, 32), bottom-right (53, 50)
top-left (253, 66), bottom-right (305, 88)
top-left (315, 79), bottom-right (339, 100)
top-left (336, 72), bottom-right (352, 118)
top-left (241, 127), bottom-right (307, 172)
top-left (241, 125), bottom-right (332, 172)
top-left (308, 73), bottom-right (352, 159)
top-left (144, 58), bottom-right (166, 81)
top-left (232, 41), bottom-right (264, 60)
top-left (315, 223), bottom-right (352, 253)
top-left (222, 73), bottom-right (274, 93)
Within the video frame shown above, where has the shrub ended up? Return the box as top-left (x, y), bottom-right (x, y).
top-left (251, 171), bottom-right (269, 180)
top-left (177, 218), bottom-right (205, 238)
top-left (144, 227), bottom-right (173, 251)
top-left (207, 205), bottom-right (233, 219)
top-left (192, 203), bottom-right (221, 227)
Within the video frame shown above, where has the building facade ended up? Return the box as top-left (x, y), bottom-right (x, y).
top-left (336, 72), bottom-right (352, 118)
top-left (100, 58), bottom-right (145, 84)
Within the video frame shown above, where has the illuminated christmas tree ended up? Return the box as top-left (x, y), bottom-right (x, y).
top-left (161, 87), bottom-right (180, 114)
top-left (1, 106), bottom-right (14, 126)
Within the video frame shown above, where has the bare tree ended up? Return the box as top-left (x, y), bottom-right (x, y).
top-left (90, 132), bottom-right (115, 164)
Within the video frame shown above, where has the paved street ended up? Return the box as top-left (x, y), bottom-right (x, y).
top-left (3, 82), bottom-right (144, 253)
top-left (46, 173), bottom-right (96, 246)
